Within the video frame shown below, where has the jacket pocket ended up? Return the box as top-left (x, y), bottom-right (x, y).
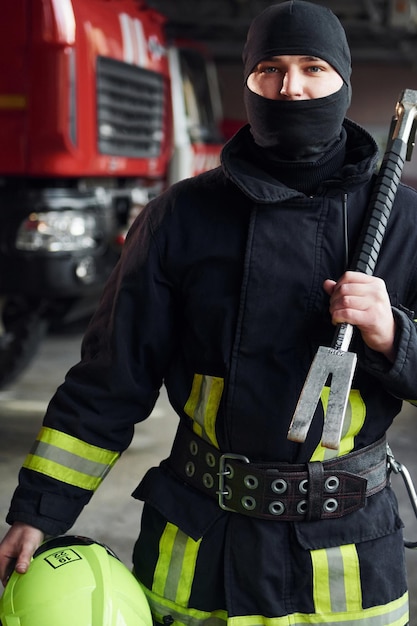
top-left (294, 486), bottom-right (403, 550)
top-left (132, 463), bottom-right (225, 541)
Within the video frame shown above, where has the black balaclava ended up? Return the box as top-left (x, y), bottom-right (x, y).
top-left (243, 0), bottom-right (352, 161)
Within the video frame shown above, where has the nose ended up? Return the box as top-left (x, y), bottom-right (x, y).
top-left (280, 70), bottom-right (303, 99)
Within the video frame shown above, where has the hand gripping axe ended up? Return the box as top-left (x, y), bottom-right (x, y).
top-left (287, 88), bottom-right (417, 450)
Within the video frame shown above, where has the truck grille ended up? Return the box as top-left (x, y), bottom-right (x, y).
top-left (96, 56), bottom-right (165, 158)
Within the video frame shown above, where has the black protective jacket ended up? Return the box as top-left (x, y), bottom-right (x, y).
top-left (8, 120), bottom-right (417, 624)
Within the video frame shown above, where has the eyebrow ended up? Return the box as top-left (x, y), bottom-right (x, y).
top-left (266, 55), bottom-right (325, 63)
top-left (300, 56), bottom-right (323, 62)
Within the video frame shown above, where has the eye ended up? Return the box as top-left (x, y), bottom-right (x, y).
top-left (307, 65), bottom-right (323, 74)
top-left (256, 63), bottom-right (281, 75)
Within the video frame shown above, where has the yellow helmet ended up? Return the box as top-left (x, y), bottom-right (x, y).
top-left (0, 535), bottom-right (152, 626)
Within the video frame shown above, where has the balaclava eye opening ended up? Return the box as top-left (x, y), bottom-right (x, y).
top-left (242, 0), bottom-right (352, 160)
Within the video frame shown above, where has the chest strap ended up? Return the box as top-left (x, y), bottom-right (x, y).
top-left (167, 424), bottom-right (388, 522)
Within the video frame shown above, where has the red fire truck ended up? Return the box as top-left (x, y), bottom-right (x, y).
top-left (0, 0), bottom-right (224, 387)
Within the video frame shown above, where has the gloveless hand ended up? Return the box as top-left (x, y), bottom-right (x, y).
top-left (323, 271), bottom-right (396, 362)
top-left (0, 522), bottom-right (44, 587)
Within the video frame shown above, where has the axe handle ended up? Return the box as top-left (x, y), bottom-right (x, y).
top-left (352, 136), bottom-right (408, 276)
top-left (354, 88), bottom-right (417, 278)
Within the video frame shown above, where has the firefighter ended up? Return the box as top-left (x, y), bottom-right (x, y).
top-left (0, 1), bottom-right (416, 624)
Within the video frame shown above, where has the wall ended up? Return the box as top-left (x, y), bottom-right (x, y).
top-left (217, 61), bottom-right (417, 185)
top-left (350, 62), bottom-right (417, 185)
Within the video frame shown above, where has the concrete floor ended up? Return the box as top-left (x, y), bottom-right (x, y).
top-left (1, 326), bottom-right (417, 623)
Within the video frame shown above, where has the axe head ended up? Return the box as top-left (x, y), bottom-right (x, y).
top-left (287, 346), bottom-right (357, 450)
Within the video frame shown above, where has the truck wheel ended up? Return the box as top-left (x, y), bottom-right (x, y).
top-left (0, 297), bottom-right (49, 389)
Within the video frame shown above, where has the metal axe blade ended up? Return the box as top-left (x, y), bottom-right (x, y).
top-left (288, 346), bottom-right (357, 449)
top-left (288, 322), bottom-right (356, 449)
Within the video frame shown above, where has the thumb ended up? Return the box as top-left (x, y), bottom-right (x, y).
top-left (0, 523), bottom-right (44, 585)
top-left (15, 554), bottom-right (32, 574)
top-left (323, 279), bottom-right (336, 296)
top-left (15, 536), bottom-right (43, 574)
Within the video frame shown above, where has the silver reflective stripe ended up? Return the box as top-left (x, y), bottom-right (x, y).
top-left (23, 427), bottom-right (119, 490)
top-left (31, 440), bottom-right (110, 478)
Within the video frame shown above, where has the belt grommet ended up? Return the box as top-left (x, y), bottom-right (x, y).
top-left (185, 461), bottom-right (195, 477)
top-left (323, 498), bottom-right (338, 513)
top-left (224, 485), bottom-right (232, 501)
top-left (189, 440), bottom-right (198, 456)
top-left (244, 475), bottom-right (259, 490)
top-left (224, 463), bottom-right (234, 479)
top-left (298, 479), bottom-right (308, 494)
top-left (203, 472), bottom-right (214, 489)
top-left (324, 475), bottom-right (340, 493)
top-left (205, 452), bottom-right (216, 468)
top-left (241, 496), bottom-right (256, 511)
top-left (271, 478), bottom-right (287, 494)
top-left (269, 501), bottom-right (285, 516)
top-left (297, 499), bottom-right (308, 514)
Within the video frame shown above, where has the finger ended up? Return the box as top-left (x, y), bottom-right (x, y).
top-left (332, 280), bottom-right (373, 301)
top-left (330, 295), bottom-right (372, 315)
top-left (336, 274), bottom-right (387, 296)
top-left (343, 270), bottom-right (372, 282)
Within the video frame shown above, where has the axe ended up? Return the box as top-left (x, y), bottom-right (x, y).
top-left (287, 88), bottom-right (417, 450)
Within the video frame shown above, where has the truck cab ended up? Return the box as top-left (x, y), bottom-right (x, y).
top-left (0, 0), bottom-right (224, 387)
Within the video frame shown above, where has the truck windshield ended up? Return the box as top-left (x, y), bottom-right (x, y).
top-left (179, 48), bottom-right (223, 144)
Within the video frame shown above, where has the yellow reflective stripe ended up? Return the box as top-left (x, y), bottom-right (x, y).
top-left (184, 374), bottom-right (224, 448)
top-left (184, 375), bottom-right (203, 418)
top-left (338, 390), bottom-right (366, 456)
top-left (312, 545), bottom-right (362, 615)
top-left (139, 582), bottom-right (408, 626)
top-left (23, 456), bottom-right (106, 491)
top-left (34, 427), bottom-right (119, 465)
top-left (22, 426), bottom-right (119, 491)
top-left (152, 522), bottom-right (201, 606)
top-left (311, 548), bottom-right (332, 613)
top-left (229, 592), bottom-right (408, 624)
top-left (153, 522), bottom-right (178, 597)
top-left (311, 388), bottom-right (366, 461)
top-left (139, 583), bottom-right (227, 626)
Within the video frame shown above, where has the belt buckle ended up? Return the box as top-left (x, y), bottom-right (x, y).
top-left (217, 452), bottom-right (249, 511)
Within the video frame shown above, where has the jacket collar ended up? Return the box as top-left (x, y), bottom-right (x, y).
top-left (221, 119), bottom-right (379, 204)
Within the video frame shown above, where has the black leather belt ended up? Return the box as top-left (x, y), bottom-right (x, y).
top-left (167, 424), bottom-right (388, 521)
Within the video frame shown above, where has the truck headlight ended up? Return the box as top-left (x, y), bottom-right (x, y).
top-left (15, 211), bottom-right (101, 252)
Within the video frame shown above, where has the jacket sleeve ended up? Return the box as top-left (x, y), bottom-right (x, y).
top-left (359, 304), bottom-right (417, 402)
top-left (6, 192), bottom-right (180, 535)
top-left (356, 182), bottom-right (417, 403)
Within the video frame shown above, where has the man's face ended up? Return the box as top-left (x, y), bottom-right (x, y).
top-left (247, 55), bottom-right (344, 101)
